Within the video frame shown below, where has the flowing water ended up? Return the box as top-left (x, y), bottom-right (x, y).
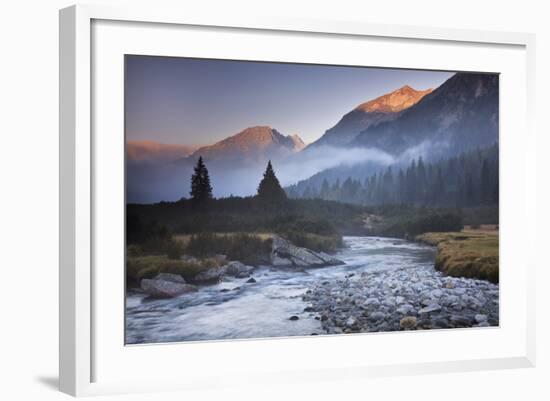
top-left (125, 236), bottom-right (436, 344)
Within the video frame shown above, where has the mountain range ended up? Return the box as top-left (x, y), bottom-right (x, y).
top-left (350, 73), bottom-right (499, 156)
top-left (127, 72), bottom-right (499, 203)
top-left (306, 85), bottom-right (432, 148)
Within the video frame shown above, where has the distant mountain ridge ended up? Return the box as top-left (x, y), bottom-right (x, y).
top-left (127, 140), bottom-right (197, 164)
top-left (307, 85), bottom-right (432, 148)
top-left (187, 126), bottom-right (305, 164)
top-left (355, 85), bottom-right (433, 113)
top-left (351, 73), bottom-right (499, 156)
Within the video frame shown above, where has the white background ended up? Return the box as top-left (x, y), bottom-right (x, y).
top-left (92, 18), bottom-right (528, 387)
top-left (0, 0), bottom-right (548, 400)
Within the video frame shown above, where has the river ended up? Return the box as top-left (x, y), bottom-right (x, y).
top-left (126, 236), bottom-right (499, 344)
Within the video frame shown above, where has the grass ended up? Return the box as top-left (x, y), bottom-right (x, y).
top-left (281, 231), bottom-right (343, 253)
top-left (184, 232), bottom-right (273, 265)
top-left (126, 255), bottom-right (222, 286)
top-left (173, 232), bottom-right (274, 245)
top-left (416, 229), bottom-right (499, 283)
top-left (175, 230), bottom-right (341, 258)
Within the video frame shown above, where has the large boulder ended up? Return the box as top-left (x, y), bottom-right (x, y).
top-left (270, 236), bottom-right (344, 268)
top-left (153, 273), bottom-right (186, 283)
top-left (140, 274), bottom-right (197, 298)
top-left (194, 265), bottom-right (228, 283)
top-left (195, 261), bottom-right (256, 282)
top-left (224, 261), bottom-right (255, 278)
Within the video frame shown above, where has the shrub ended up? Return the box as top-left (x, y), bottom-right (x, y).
top-left (370, 210), bottom-right (463, 238)
top-left (185, 232), bottom-right (272, 265)
top-left (281, 230), bottom-right (342, 253)
top-left (126, 254), bottom-right (221, 286)
top-left (127, 244), bottom-right (143, 257)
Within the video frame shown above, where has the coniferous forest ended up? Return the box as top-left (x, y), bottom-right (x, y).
top-left (287, 144), bottom-right (498, 208)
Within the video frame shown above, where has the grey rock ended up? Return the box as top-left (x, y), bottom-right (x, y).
top-left (272, 255), bottom-right (293, 267)
top-left (271, 235), bottom-right (344, 267)
top-left (418, 304), bottom-right (442, 314)
top-left (153, 273), bottom-right (186, 283)
top-left (396, 304), bottom-right (415, 315)
top-left (194, 265), bottom-right (228, 283)
top-left (369, 311), bottom-right (385, 321)
top-left (140, 278), bottom-right (197, 298)
top-left (345, 317), bottom-right (357, 327)
top-left (420, 298), bottom-right (433, 306)
top-left (224, 261), bottom-right (255, 277)
top-left (475, 314), bottom-right (488, 323)
top-left (441, 295), bottom-right (459, 306)
top-left (450, 315), bottom-right (473, 326)
top-left (364, 297), bottom-right (381, 307)
top-left (432, 318), bottom-right (450, 329)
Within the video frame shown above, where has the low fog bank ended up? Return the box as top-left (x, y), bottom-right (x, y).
top-left (276, 145), bottom-right (395, 187)
top-left (126, 141), bottom-right (451, 204)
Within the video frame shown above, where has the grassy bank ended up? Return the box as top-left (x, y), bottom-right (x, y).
top-left (416, 229), bottom-right (499, 283)
top-left (126, 229), bottom-right (342, 286)
top-left (126, 255), bottom-right (223, 286)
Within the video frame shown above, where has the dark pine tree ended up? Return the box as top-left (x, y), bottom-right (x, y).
top-left (190, 156), bottom-right (213, 208)
top-left (257, 161), bottom-right (287, 203)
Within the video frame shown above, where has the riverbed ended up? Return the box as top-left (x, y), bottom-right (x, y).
top-left (126, 236), bottom-right (499, 344)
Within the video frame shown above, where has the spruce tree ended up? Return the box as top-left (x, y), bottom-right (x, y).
top-left (320, 178), bottom-right (330, 199)
top-left (190, 156), bottom-right (213, 207)
top-left (257, 161), bottom-right (287, 203)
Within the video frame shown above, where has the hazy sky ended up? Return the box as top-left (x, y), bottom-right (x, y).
top-left (125, 56), bottom-right (454, 145)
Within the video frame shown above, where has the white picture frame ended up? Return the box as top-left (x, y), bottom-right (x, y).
top-left (59, 4), bottom-right (536, 397)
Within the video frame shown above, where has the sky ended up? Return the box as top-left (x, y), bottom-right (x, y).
top-left (125, 55), bottom-right (454, 146)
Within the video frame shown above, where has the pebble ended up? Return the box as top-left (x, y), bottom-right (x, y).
top-left (400, 316), bottom-right (417, 329)
top-left (418, 303), bottom-right (442, 314)
top-left (302, 264), bottom-right (499, 334)
top-left (475, 314), bottom-right (488, 323)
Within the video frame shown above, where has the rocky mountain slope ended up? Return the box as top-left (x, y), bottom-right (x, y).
top-left (187, 126), bottom-right (304, 164)
top-left (351, 73), bottom-right (499, 156)
top-left (307, 85), bottom-right (432, 148)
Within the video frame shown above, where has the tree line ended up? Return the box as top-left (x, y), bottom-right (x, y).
top-left (287, 144), bottom-right (499, 208)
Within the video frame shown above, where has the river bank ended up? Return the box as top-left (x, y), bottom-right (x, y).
top-left (126, 236), bottom-right (499, 343)
top-left (303, 246), bottom-right (499, 334)
top-left (416, 229), bottom-right (499, 283)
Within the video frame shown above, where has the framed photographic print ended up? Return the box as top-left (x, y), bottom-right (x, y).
top-left (59, 4), bottom-right (536, 397)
